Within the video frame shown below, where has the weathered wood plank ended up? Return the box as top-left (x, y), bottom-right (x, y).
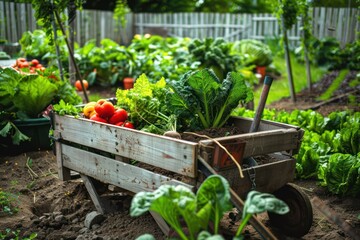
top-left (218, 157), bottom-right (296, 198)
top-left (54, 115), bottom-right (197, 177)
top-left (60, 144), bottom-right (194, 193)
top-left (228, 116), bottom-right (302, 132)
top-left (199, 128), bottom-right (301, 159)
top-left (81, 174), bottom-right (108, 214)
top-left (55, 136), bottom-right (71, 181)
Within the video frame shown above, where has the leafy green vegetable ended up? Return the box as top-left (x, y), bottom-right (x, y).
top-left (230, 39), bottom-right (273, 67)
top-left (167, 68), bottom-right (253, 130)
top-left (334, 124), bottom-right (360, 155)
top-left (130, 175), bottom-right (288, 239)
top-left (12, 74), bottom-right (57, 118)
top-left (187, 38), bottom-right (239, 80)
top-left (0, 67), bottom-right (81, 146)
top-left (52, 100), bottom-right (81, 116)
top-left (196, 174), bottom-right (232, 234)
top-left (116, 74), bottom-right (175, 134)
top-left (233, 108), bottom-right (360, 196)
top-left (130, 175), bottom-right (231, 240)
top-left (0, 119), bottom-right (30, 145)
top-left (318, 153), bottom-right (360, 196)
top-left (235, 191), bottom-right (289, 237)
top-left (131, 185), bottom-right (205, 240)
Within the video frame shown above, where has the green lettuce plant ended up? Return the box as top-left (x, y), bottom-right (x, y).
top-left (130, 175), bottom-right (289, 240)
top-left (0, 67), bottom-right (81, 145)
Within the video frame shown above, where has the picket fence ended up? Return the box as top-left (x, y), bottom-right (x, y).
top-left (0, 2), bottom-right (359, 48)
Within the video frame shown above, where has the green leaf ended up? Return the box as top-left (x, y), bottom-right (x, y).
top-left (196, 175), bottom-right (232, 234)
top-left (319, 153), bottom-right (359, 196)
top-left (243, 191), bottom-right (289, 217)
top-left (13, 74), bottom-right (58, 118)
top-left (0, 122), bottom-right (12, 137)
top-left (167, 69), bottom-right (252, 130)
top-left (12, 123), bottom-right (31, 145)
top-left (52, 100), bottom-right (80, 116)
top-left (135, 234), bottom-right (156, 240)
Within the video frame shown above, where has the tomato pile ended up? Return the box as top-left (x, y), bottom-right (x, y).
top-left (83, 99), bottom-right (134, 129)
top-left (12, 57), bottom-right (45, 73)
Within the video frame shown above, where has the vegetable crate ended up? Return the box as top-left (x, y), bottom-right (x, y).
top-left (52, 113), bottom-right (313, 238)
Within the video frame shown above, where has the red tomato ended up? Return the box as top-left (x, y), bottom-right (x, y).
top-left (94, 99), bottom-right (115, 119)
top-left (75, 80), bottom-right (89, 91)
top-left (108, 109), bottom-right (128, 125)
top-left (35, 64), bottom-right (43, 69)
top-left (90, 114), bottom-right (107, 123)
top-left (19, 62), bottom-right (29, 68)
top-left (115, 122), bottom-right (124, 127)
top-left (124, 122), bottom-right (134, 129)
top-left (31, 59), bottom-right (39, 66)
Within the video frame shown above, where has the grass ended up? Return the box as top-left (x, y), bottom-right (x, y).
top-left (253, 53), bottom-right (327, 106)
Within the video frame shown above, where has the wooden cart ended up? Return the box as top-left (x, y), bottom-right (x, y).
top-left (52, 113), bottom-right (313, 239)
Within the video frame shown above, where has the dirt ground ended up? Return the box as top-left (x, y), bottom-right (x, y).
top-left (0, 70), bottom-right (359, 240)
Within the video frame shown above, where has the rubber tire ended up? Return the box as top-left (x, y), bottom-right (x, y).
top-left (268, 183), bottom-right (313, 238)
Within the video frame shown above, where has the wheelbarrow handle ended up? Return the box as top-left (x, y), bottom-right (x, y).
top-left (249, 76), bottom-right (273, 133)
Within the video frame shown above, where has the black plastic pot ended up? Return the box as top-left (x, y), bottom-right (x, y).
top-left (0, 117), bottom-right (51, 156)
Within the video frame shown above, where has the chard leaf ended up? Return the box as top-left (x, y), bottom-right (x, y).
top-left (167, 69), bottom-right (252, 130)
top-left (213, 71), bottom-right (253, 127)
top-left (130, 185), bottom-right (196, 239)
top-left (243, 191), bottom-right (289, 217)
top-left (196, 175), bottom-right (232, 234)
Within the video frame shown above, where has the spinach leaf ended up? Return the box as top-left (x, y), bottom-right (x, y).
top-left (196, 175), bottom-right (232, 234)
top-left (130, 175), bottom-right (233, 240)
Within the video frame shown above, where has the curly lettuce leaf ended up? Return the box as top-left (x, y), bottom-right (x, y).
top-left (116, 74), bottom-right (172, 133)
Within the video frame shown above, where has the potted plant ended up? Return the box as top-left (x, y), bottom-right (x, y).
top-left (231, 39), bottom-right (273, 83)
top-left (0, 67), bottom-right (82, 155)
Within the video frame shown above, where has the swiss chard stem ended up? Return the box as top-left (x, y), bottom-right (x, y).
top-left (235, 213), bottom-right (252, 237)
top-left (197, 111), bottom-right (210, 129)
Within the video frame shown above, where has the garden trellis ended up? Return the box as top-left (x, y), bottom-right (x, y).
top-left (0, 2), bottom-right (359, 47)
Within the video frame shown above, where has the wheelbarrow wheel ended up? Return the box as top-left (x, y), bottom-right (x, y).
top-left (268, 183), bottom-right (313, 238)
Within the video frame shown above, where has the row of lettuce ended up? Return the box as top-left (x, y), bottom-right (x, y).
top-left (234, 108), bottom-right (360, 197)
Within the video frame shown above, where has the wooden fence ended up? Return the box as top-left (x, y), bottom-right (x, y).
top-left (0, 1), bottom-right (359, 48)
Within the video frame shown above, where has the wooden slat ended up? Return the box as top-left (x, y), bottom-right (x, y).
top-left (81, 174), bottom-right (108, 214)
top-left (218, 157), bottom-right (296, 198)
top-left (199, 128), bottom-right (301, 159)
top-left (228, 116), bottom-right (303, 132)
top-left (0, 3), bottom-right (5, 40)
top-left (54, 114), bottom-right (197, 177)
top-left (55, 139), bottom-right (71, 181)
top-left (60, 144), bottom-right (194, 193)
